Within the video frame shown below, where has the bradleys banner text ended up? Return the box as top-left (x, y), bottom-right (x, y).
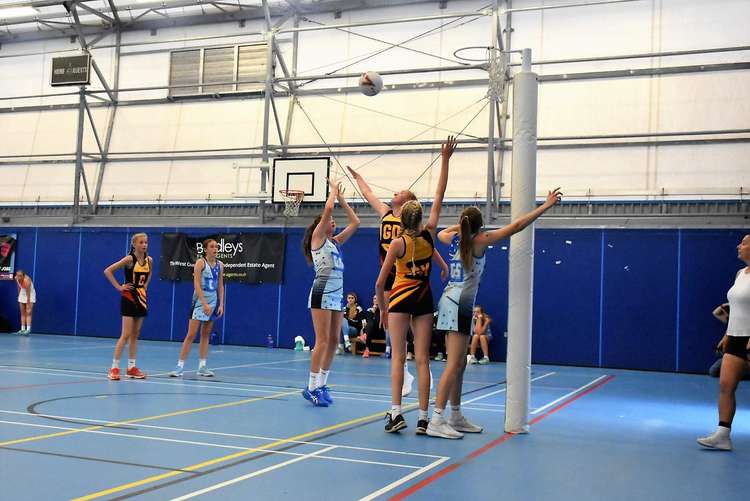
top-left (160, 233), bottom-right (285, 284)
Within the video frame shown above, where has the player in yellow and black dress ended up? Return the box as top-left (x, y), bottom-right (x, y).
top-left (375, 136), bottom-right (457, 435)
top-left (104, 233), bottom-right (153, 381)
top-left (348, 157), bottom-right (449, 394)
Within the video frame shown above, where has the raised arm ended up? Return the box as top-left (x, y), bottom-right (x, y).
top-left (103, 255), bottom-right (134, 293)
top-left (312, 179), bottom-right (339, 249)
top-left (437, 224), bottom-right (460, 245)
top-left (474, 188), bottom-right (562, 250)
top-left (347, 166), bottom-right (390, 217)
top-left (332, 183), bottom-right (361, 246)
top-left (426, 136), bottom-right (457, 232)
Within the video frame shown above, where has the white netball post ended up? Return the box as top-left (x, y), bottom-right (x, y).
top-left (505, 49), bottom-right (538, 434)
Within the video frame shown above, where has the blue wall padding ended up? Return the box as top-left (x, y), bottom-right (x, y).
top-left (0, 226), bottom-right (746, 373)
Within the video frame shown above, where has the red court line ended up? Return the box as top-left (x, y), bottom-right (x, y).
top-left (390, 375), bottom-right (615, 500)
top-left (0, 379), bottom-right (99, 391)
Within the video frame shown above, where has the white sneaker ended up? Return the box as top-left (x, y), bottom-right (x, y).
top-left (449, 414), bottom-right (483, 433)
top-left (402, 367), bottom-right (414, 397)
top-left (697, 430), bottom-right (732, 451)
top-left (468, 355), bottom-right (478, 365)
top-left (427, 416), bottom-right (464, 439)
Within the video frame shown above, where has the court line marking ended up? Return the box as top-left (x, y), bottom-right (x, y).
top-left (0, 366), bottom-right (423, 405)
top-left (0, 345), bottom-right (113, 355)
top-left (389, 375), bottom-right (615, 500)
top-left (0, 388), bottom-right (299, 448)
top-left (530, 375), bottom-right (610, 415)
top-left (71, 403), bottom-right (426, 501)
top-left (0, 366), bottom-right (515, 414)
top-left (72, 372), bottom-right (560, 500)
top-left (168, 446), bottom-right (338, 501)
top-left (460, 372), bottom-right (557, 405)
top-left (359, 457), bottom-right (451, 501)
top-left (149, 357), bottom-right (311, 377)
top-left (0, 409), bottom-right (445, 459)
top-left (0, 420), bottom-right (421, 470)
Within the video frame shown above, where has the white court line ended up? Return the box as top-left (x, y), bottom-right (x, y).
top-left (149, 357), bottom-right (310, 377)
top-left (461, 372), bottom-right (557, 406)
top-left (0, 366), bottom-right (424, 405)
top-left (1, 345), bottom-right (112, 355)
top-left (358, 457), bottom-right (451, 501)
top-left (0, 420), bottom-right (421, 470)
top-left (530, 375), bottom-right (609, 415)
top-left (169, 445), bottom-right (338, 501)
top-left (0, 409), bottom-right (446, 459)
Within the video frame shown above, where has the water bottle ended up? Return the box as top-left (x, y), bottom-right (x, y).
top-left (266, 333), bottom-right (274, 349)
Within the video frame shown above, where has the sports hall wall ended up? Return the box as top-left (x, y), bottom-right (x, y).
top-left (0, 226), bottom-right (745, 375)
top-left (1, 0), bottom-right (749, 204)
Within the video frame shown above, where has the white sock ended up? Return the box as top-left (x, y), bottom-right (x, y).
top-left (419, 409), bottom-right (428, 421)
top-left (26, 324), bottom-right (31, 331)
top-left (21, 324), bottom-right (26, 331)
top-left (127, 359), bottom-right (136, 369)
top-left (198, 359), bottom-right (207, 369)
top-left (319, 369), bottom-right (330, 387)
top-left (391, 405), bottom-right (402, 417)
top-left (308, 372), bottom-right (317, 391)
top-left (432, 407), bottom-right (444, 421)
top-left (177, 360), bottom-right (185, 368)
top-left (716, 426), bottom-right (731, 437)
top-left (111, 359), bottom-right (119, 369)
top-left (451, 405), bottom-right (462, 418)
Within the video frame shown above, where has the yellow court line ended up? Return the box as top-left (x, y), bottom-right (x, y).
top-left (73, 401), bottom-right (420, 501)
top-left (0, 388), bottom-right (299, 449)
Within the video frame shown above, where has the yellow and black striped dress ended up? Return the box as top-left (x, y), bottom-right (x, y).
top-left (388, 230), bottom-right (434, 316)
top-left (379, 210), bottom-right (401, 292)
top-left (120, 251), bottom-right (150, 318)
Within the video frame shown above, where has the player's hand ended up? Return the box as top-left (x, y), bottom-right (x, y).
top-left (118, 284), bottom-right (133, 293)
top-left (346, 166), bottom-right (361, 180)
top-left (216, 305), bottom-right (224, 318)
top-left (717, 335), bottom-right (728, 353)
top-left (545, 188), bottom-right (563, 208)
top-left (336, 182), bottom-right (346, 199)
top-left (441, 135), bottom-right (457, 160)
top-left (380, 309), bottom-right (389, 330)
top-left (202, 303), bottom-right (212, 316)
top-left (440, 264), bottom-right (449, 282)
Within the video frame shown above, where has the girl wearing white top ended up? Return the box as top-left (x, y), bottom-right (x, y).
top-left (14, 270), bottom-right (35, 335)
top-left (698, 234), bottom-right (750, 451)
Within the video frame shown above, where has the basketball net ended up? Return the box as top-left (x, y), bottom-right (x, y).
top-left (280, 190), bottom-right (304, 217)
top-left (487, 50), bottom-right (506, 101)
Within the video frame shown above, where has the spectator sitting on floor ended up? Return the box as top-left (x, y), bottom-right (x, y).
top-left (338, 292), bottom-right (365, 354)
top-left (468, 305), bottom-right (492, 365)
top-left (354, 295), bottom-right (387, 357)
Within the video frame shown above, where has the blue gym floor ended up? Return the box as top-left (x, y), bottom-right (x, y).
top-left (0, 334), bottom-right (748, 501)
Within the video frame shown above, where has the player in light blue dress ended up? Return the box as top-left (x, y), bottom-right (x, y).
top-left (427, 189), bottom-right (562, 439)
top-left (301, 179), bottom-right (360, 406)
top-left (170, 238), bottom-right (224, 378)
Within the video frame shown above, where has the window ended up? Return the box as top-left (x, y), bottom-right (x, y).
top-left (169, 43), bottom-right (268, 97)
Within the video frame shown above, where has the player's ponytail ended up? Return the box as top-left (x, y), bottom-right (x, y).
top-left (302, 215), bottom-right (323, 264)
top-left (459, 207), bottom-right (483, 269)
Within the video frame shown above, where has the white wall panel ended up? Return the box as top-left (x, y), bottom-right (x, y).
top-left (0, 0), bottom-right (747, 203)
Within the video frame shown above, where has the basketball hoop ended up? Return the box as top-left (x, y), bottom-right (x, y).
top-left (280, 189), bottom-right (305, 217)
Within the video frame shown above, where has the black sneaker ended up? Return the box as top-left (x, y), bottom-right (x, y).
top-left (416, 418), bottom-right (429, 435)
top-left (385, 413), bottom-right (407, 433)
